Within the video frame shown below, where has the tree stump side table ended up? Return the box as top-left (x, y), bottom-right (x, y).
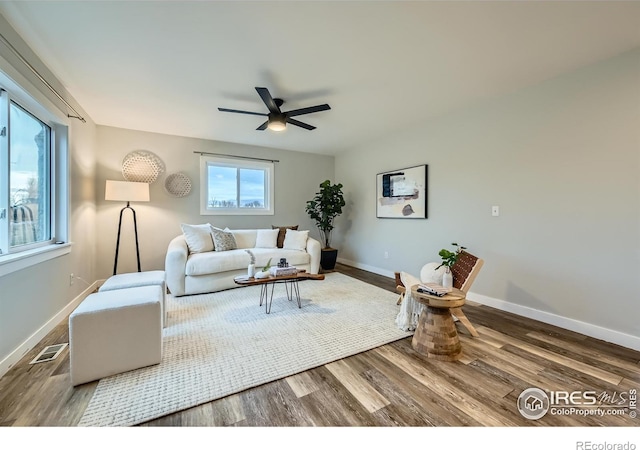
top-left (410, 285), bottom-right (467, 361)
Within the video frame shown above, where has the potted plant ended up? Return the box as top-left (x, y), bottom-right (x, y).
top-left (436, 242), bottom-right (466, 288)
top-left (305, 179), bottom-right (345, 271)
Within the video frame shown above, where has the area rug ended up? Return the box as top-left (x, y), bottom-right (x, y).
top-left (77, 272), bottom-right (411, 426)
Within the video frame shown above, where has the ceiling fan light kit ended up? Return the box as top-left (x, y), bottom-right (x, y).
top-left (267, 116), bottom-right (286, 132)
top-left (218, 87), bottom-right (330, 132)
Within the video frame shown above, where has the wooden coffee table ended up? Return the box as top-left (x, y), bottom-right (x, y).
top-left (234, 270), bottom-right (325, 314)
top-left (410, 285), bottom-right (467, 361)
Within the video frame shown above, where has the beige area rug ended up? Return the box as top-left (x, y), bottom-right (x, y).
top-left (78, 272), bottom-right (411, 426)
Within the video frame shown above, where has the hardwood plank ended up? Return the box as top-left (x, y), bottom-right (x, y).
top-left (357, 348), bottom-right (481, 426)
top-left (209, 394), bottom-right (246, 426)
top-left (361, 368), bottom-right (440, 426)
top-left (285, 371), bottom-right (320, 398)
top-left (325, 359), bottom-right (390, 413)
top-left (477, 327), bottom-right (624, 385)
top-left (266, 379), bottom-right (316, 426)
top-left (394, 338), bottom-right (515, 398)
top-left (239, 379), bottom-right (314, 427)
top-left (373, 345), bottom-right (520, 426)
top-left (306, 366), bottom-right (380, 426)
top-left (526, 331), bottom-right (640, 381)
top-left (391, 339), bottom-right (543, 427)
top-left (460, 334), bottom-right (548, 375)
top-left (460, 340), bottom-right (558, 394)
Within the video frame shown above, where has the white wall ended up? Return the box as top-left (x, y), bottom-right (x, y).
top-left (95, 126), bottom-right (334, 278)
top-left (0, 15), bottom-right (98, 374)
top-left (335, 49), bottom-right (640, 349)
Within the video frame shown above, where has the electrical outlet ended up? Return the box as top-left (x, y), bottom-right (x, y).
top-left (384, 251), bottom-right (389, 259)
top-left (69, 273), bottom-right (74, 286)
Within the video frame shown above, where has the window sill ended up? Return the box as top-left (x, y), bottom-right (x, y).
top-left (200, 209), bottom-right (275, 216)
top-left (0, 243), bottom-right (72, 278)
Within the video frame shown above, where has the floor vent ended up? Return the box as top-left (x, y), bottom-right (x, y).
top-left (29, 343), bottom-right (68, 365)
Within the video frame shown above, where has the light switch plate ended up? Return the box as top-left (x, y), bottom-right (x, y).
top-left (492, 206), bottom-right (500, 217)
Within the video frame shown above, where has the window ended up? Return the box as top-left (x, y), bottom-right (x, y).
top-left (8, 101), bottom-right (51, 247)
top-left (0, 81), bottom-right (68, 265)
top-left (200, 155), bottom-right (274, 215)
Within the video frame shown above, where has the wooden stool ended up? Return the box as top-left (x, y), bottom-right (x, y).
top-left (410, 286), bottom-right (467, 361)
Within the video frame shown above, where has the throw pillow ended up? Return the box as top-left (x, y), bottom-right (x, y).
top-left (420, 262), bottom-right (445, 285)
top-left (180, 223), bottom-right (214, 253)
top-left (211, 227), bottom-right (237, 252)
top-left (272, 225), bottom-right (298, 248)
top-left (225, 228), bottom-right (257, 249)
top-left (255, 229), bottom-right (279, 248)
top-left (282, 229), bottom-right (309, 251)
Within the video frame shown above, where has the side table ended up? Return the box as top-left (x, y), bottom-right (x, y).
top-left (410, 285), bottom-right (467, 361)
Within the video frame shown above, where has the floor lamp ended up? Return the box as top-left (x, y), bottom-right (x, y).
top-left (105, 180), bottom-right (150, 275)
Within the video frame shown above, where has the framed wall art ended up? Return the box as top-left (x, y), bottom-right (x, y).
top-left (376, 164), bottom-right (428, 219)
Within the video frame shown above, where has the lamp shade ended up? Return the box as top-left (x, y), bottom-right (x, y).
top-left (105, 180), bottom-right (150, 202)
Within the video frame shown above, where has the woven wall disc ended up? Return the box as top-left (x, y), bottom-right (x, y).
top-left (164, 172), bottom-right (192, 197)
top-left (122, 150), bottom-right (165, 183)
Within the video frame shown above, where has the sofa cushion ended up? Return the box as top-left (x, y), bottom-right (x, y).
top-left (180, 223), bottom-right (214, 253)
top-left (283, 229), bottom-right (309, 251)
top-left (255, 229), bottom-right (278, 248)
top-left (251, 248), bottom-right (310, 268)
top-left (185, 248), bottom-right (311, 276)
top-left (272, 225), bottom-right (298, 248)
top-left (212, 227), bottom-right (237, 251)
top-left (225, 228), bottom-right (257, 249)
top-left (186, 249), bottom-right (248, 275)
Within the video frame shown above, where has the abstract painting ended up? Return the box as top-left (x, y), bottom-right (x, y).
top-left (376, 164), bottom-right (427, 218)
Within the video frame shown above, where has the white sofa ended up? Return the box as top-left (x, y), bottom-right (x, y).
top-left (165, 228), bottom-right (321, 296)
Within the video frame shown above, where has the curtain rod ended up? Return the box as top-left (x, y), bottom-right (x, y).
top-left (0, 32), bottom-right (86, 123)
top-left (194, 151), bottom-right (279, 163)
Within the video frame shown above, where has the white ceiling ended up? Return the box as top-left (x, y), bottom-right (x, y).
top-left (1, 1), bottom-right (639, 155)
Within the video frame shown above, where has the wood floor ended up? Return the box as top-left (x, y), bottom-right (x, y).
top-left (1, 263), bottom-right (639, 427)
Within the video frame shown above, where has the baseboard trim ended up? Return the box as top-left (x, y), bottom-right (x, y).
top-left (337, 257), bottom-right (395, 279)
top-left (0, 280), bottom-right (99, 378)
top-left (337, 259), bottom-right (640, 352)
top-left (466, 291), bottom-right (640, 352)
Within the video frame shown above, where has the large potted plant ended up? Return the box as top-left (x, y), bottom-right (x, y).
top-left (305, 180), bottom-right (345, 271)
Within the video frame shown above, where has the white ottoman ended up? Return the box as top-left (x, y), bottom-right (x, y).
top-left (99, 270), bottom-right (167, 327)
top-left (69, 285), bottom-right (163, 386)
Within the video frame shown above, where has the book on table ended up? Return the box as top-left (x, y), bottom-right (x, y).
top-left (417, 283), bottom-right (451, 297)
top-left (269, 266), bottom-right (299, 277)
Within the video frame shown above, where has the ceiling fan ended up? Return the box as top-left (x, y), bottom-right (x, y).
top-left (218, 87), bottom-right (331, 132)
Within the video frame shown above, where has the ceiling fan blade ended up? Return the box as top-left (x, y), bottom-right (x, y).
top-left (287, 118), bottom-right (316, 130)
top-left (255, 87), bottom-right (281, 114)
top-left (256, 121), bottom-right (268, 131)
top-left (218, 107), bottom-right (267, 117)
top-left (285, 104), bottom-right (331, 117)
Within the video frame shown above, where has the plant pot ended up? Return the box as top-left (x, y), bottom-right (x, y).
top-left (248, 264), bottom-right (256, 278)
top-left (320, 248), bottom-right (338, 272)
